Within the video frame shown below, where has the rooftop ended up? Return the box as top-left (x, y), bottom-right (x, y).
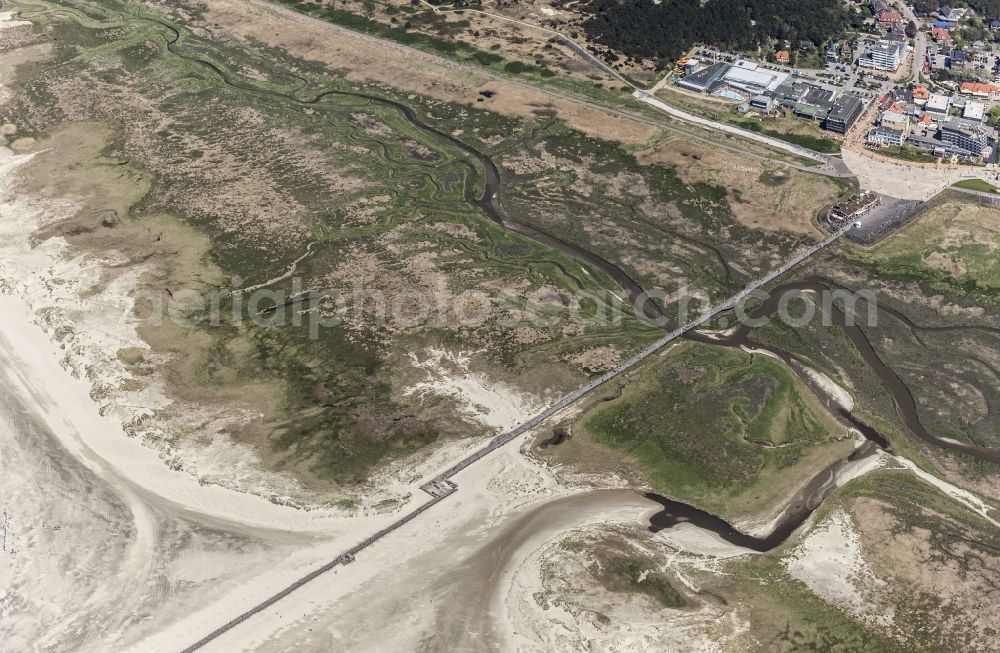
top-left (964, 101), bottom-right (987, 121)
top-left (882, 110), bottom-right (909, 124)
top-left (870, 126), bottom-right (905, 138)
top-left (942, 117), bottom-right (991, 137)
top-left (959, 82), bottom-right (1000, 95)
top-left (678, 61), bottom-right (730, 91)
top-left (827, 94), bottom-right (864, 122)
top-left (722, 65), bottom-right (787, 92)
top-left (925, 93), bottom-right (952, 112)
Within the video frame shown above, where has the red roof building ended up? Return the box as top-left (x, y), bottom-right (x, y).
top-left (959, 82), bottom-right (1000, 97)
top-left (775, 50), bottom-right (790, 64)
top-left (932, 27), bottom-right (952, 43)
top-left (879, 10), bottom-right (903, 32)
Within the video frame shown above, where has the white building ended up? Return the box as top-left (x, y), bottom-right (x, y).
top-left (721, 61), bottom-right (789, 94)
top-left (964, 101), bottom-right (987, 122)
top-left (867, 126), bottom-right (906, 146)
top-left (925, 93), bottom-right (952, 115)
top-left (859, 40), bottom-right (906, 71)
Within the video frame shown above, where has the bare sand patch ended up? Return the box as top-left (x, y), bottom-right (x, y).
top-left (9, 136), bottom-right (33, 150)
top-left (923, 250), bottom-right (967, 277)
top-left (401, 347), bottom-right (541, 432)
top-left (0, 42), bottom-right (52, 84)
top-left (563, 344), bottom-right (622, 373)
top-left (784, 508), bottom-right (886, 620)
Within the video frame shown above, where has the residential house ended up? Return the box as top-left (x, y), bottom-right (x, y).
top-left (879, 10), bottom-right (904, 32)
top-left (775, 50), bottom-right (790, 64)
top-left (912, 84), bottom-right (931, 106)
top-left (937, 5), bottom-right (962, 23)
top-left (931, 26), bottom-right (953, 44)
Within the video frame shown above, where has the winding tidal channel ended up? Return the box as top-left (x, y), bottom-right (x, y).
top-left (145, 15), bottom-right (667, 323)
top-left (124, 11), bottom-right (1000, 555)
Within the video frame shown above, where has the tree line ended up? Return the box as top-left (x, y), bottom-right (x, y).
top-left (579, 0), bottom-right (852, 63)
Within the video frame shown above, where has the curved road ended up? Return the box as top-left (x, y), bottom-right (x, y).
top-left (249, 0), bottom-right (853, 180)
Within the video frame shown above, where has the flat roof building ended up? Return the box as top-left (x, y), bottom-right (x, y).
top-left (925, 93), bottom-right (952, 114)
top-left (881, 110), bottom-right (911, 135)
top-left (722, 65), bottom-right (788, 94)
top-left (829, 190), bottom-right (880, 221)
top-left (825, 94), bottom-right (865, 134)
top-left (794, 101), bottom-right (825, 120)
top-left (677, 61), bottom-right (730, 92)
top-left (964, 101), bottom-right (987, 121)
top-left (750, 94), bottom-right (777, 112)
top-left (908, 133), bottom-right (948, 155)
top-left (772, 79), bottom-right (834, 113)
top-left (940, 119), bottom-right (992, 157)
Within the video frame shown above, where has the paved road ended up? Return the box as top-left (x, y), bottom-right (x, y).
top-left (897, 2), bottom-right (925, 83)
top-left (633, 91), bottom-right (828, 164)
top-left (179, 219), bottom-right (857, 652)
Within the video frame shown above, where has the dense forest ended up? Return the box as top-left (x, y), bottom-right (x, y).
top-left (578, 0), bottom-right (852, 63)
top-left (964, 0), bottom-right (1000, 20)
top-left (908, 0), bottom-right (1000, 21)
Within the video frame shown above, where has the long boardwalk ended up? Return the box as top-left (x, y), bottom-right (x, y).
top-left (179, 221), bottom-right (855, 653)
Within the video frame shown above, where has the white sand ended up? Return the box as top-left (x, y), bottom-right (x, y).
top-left (403, 347), bottom-right (541, 432)
top-left (0, 119), bottom-right (618, 652)
top-left (841, 148), bottom-right (990, 201)
top-left (892, 455), bottom-right (1000, 527)
top-left (504, 523), bottom-right (733, 652)
top-left (145, 444), bottom-right (571, 652)
top-left (798, 363), bottom-right (854, 411)
top-left (784, 509), bottom-right (885, 618)
top-left (0, 11), bottom-right (31, 29)
top-left (0, 139), bottom-right (555, 649)
top-left (738, 344), bottom-right (782, 360)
